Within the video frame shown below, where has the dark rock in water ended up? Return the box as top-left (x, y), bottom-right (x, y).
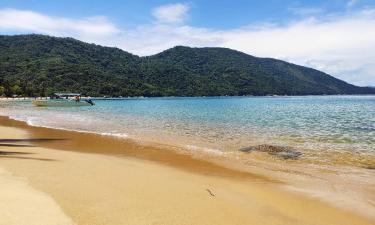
top-left (239, 144), bottom-right (302, 159)
top-left (272, 150), bottom-right (302, 159)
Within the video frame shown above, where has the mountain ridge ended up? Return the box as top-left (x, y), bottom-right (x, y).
top-left (0, 34), bottom-right (374, 97)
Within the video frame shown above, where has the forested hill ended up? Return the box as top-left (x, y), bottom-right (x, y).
top-left (0, 34), bottom-right (374, 97)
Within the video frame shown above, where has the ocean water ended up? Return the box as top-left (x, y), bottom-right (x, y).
top-left (1, 96), bottom-right (375, 166)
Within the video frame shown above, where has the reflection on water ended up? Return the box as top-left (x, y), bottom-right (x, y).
top-left (1, 96), bottom-right (374, 167)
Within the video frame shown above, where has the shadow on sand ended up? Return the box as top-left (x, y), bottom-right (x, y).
top-left (0, 138), bottom-right (65, 147)
top-left (0, 138), bottom-right (65, 143)
top-left (0, 138), bottom-right (63, 161)
top-left (0, 150), bottom-right (57, 161)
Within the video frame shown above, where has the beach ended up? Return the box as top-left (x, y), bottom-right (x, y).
top-left (1, 116), bottom-right (375, 225)
top-left (1, 0), bottom-right (375, 223)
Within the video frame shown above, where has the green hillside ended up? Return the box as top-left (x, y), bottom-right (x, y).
top-left (0, 34), bottom-right (373, 97)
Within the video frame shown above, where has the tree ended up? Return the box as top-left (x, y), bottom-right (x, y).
top-left (0, 86), bottom-right (4, 96)
top-left (11, 85), bottom-right (22, 96)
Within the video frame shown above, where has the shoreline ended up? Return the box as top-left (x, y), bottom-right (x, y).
top-left (0, 116), bottom-right (267, 180)
top-left (1, 94), bottom-right (375, 100)
top-left (1, 116), bottom-right (375, 224)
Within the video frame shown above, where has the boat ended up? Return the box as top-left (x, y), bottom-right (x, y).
top-left (32, 93), bottom-right (95, 107)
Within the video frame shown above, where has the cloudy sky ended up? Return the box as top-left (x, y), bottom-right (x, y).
top-left (0, 0), bottom-right (375, 86)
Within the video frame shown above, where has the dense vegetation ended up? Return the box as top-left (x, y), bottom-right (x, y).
top-left (0, 34), bottom-right (374, 97)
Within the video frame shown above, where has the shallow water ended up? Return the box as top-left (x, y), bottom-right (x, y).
top-left (1, 96), bottom-right (374, 167)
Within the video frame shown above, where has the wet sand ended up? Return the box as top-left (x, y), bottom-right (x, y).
top-left (0, 116), bottom-right (375, 225)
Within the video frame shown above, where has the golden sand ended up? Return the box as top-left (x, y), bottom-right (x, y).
top-left (0, 117), bottom-right (374, 225)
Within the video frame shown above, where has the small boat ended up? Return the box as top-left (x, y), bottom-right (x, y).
top-left (32, 93), bottom-right (95, 107)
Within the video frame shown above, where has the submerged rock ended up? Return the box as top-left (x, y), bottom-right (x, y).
top-left (239, 144), bottom-right (302, 159)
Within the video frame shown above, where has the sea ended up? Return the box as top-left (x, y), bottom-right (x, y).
top-left (1, 95), bottom-right (374, 168)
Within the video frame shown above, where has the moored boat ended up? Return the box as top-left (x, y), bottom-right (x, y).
top-left (32, 93), bottom-right (95, 107)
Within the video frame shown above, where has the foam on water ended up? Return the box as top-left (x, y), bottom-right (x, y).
top-left (185, 145), bottom-right (224, 156)
top-left (100, 132), bottom-right (129, 139)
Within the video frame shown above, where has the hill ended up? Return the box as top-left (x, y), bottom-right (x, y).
top-left (0, 34), bottom-right (374, 97)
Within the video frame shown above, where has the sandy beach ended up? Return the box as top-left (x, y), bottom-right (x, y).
top-left (0, 117), bottom-right (375, 225)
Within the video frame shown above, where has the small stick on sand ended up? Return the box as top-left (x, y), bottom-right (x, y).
top-left (206, 189), bottom-right (215, 197)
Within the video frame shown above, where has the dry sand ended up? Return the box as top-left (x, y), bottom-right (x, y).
top-left (0, 120), bottom-right (375, 225)
top-left (0, 167), bottom-right (74, 225)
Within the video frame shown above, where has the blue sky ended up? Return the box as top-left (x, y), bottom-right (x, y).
top-left (1, 0), bottom-right (373, 28)
top-left (0, 0), bottom-right (375, 85)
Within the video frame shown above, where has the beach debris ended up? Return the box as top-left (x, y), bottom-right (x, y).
top-left (239, 144), bottom-right (302, 159)
top-left (206, 189), bottom-right (215, 197)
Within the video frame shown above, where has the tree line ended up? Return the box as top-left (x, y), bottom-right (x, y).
top-left (1, 34), bottom-right (374, 97)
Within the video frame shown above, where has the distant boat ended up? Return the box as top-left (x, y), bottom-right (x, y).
top-left (32, 93), bottom-right (95, 107)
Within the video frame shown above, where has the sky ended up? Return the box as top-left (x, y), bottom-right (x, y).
top-left (0, 0), bottom-right (375, 86)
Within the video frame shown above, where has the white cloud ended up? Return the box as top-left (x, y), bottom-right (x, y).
top-left (0, 6), bottom-right (375, 86)
top-left (217, 11), bottom-right (375, 86)
top-left (0, 8), bottom-right (119, 40)
top-left (152, 3), bottom-right (190, 24)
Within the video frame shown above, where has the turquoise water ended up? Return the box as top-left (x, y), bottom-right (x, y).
top-left (1, 96), bottom-right (375, 165)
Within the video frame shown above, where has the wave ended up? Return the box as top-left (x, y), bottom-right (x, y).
top-left (1, 112), bottom-right (130, 140)
top-left (0, 110), bottom-right (227, 158)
